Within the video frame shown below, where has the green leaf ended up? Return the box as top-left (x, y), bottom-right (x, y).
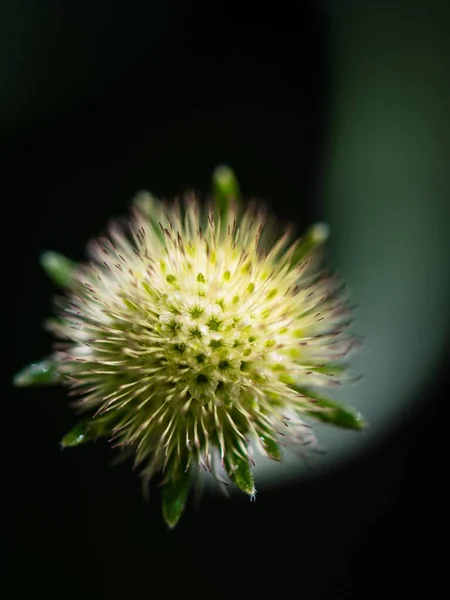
top-left (224, 454), bottom-right (255, 496)
top-left (40, 251), bottom-right (76, 287)
top-left (161, 471), bottom-right (192, 529)
top-left (212, 165), bottom-right (241, 220)
top-left (294, 386), bottom-right (365, 430)
top-left (13, 359), bottom-right (61, 387)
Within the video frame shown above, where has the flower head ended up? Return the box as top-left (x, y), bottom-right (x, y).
top-left (14, 166), bottom-right (363, 527)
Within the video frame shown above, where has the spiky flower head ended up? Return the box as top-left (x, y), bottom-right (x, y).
top-left (14, 166), bottom-right (363, 527)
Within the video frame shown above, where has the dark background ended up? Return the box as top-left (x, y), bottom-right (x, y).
top-left (4, 1), bottom-right (449, 598)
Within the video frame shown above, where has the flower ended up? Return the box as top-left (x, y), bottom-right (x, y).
top-left (14, 166), bottom-right (363, 528)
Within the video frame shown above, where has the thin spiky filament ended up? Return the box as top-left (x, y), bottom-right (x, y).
top-left (47, 193), bottom-right (355, 486)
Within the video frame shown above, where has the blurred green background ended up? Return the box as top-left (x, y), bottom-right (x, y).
top-left (277, 0), bottom-right (450, 482)
top-left (321, 0), bottom-right (450, 469)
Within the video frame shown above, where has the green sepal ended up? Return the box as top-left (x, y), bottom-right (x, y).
top-left (294, 386), bottom-right (365, 430)
top-left (133, 192), bottom-right (165, 244)
top-left (13, 359), bottom-right (61, 387)
top-left (212, 165), bottom-right (241, 220)
top-left (290, 222), bottom-right (329, 266)
top-left (61, 415), bottom-right (114, 447)
top-left (40, 251), bottom-right (76, 287)
top-left (161, 470), bottom-right (192, 529)
top-left (305, 363), bottom-right (348, 376)
top-left (61, 421), bottom-right (93, 447)
top-left (224, 454), bottom-right (255, 496)
top-left (259, 435), bottom-right (283, 461)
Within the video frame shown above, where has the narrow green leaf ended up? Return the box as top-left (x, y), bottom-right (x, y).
top-left (161, 471), bottom-right (192, 529)
top-left (40, 251), bottom-right (76, 287)
top-left (212, 165), bottom-right (241, 219)
top-left (294, 386), bottom-right (365, 430)
top-left (13, 359), bottom-right (61, 387)
top-left (224, 454), bottom-right (255, 496)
